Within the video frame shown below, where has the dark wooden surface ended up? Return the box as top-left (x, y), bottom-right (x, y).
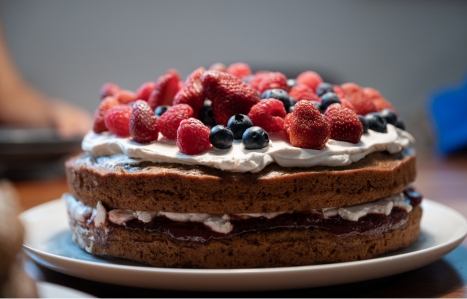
top-left (14, 149), bottom-right (467, 298)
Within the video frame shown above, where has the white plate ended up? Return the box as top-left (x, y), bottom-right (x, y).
top-left (36, 281), bottom-right (95, 298)
top-left (20, 199), bottom-right (467, 292)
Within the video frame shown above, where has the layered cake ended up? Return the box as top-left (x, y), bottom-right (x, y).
top-left (65, 63), bottom-right (422, 268)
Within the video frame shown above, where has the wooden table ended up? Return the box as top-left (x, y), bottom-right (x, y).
top-left (13, 149), bottom-right (467, 297)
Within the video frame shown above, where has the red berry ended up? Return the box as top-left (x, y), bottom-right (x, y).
top-left (148, 69), bottom-right (181, 110)
top-left (201, 70), bottom-right (260, 126)
top-left (248, 99), bottom-right (286, 133)
top-left (173, 67), bottom-right (206, 117)
top-left (248, 71), bottom-right (269, 91)
top-left (176, 118), bottom-right (211, 155)
top-left (289, 84), bottom-right (320, 102)
top-left (115, 90), bottom-right (137, 105)
top-left (287, 100), bottom-right (330, 150)
top-left (296, 71), bottom-right (323, 92)
top-left (158, 104), bottom-right (194, 140)
top-left (340, 97), bottom-right (356, 111)
top-left (282, 113), bottom-right (293, 141)
top-left (104, 105), bottom-right (133, 137)
top-left (129, 100), bottom-right (159, 143)
top-left (227, 62), bottom-right (252, 79)
top-left (341, 83), bottom-right (376, 116)
top-left (333, 84), bottom-right (346, 99)
top-left (208, 62), bottom-right (227, 72)
top-left (325, 103), bottom-right (363, 144)
top-left (135, 81), bottom-right (156, 102)
top-left (184, 67), bottom-right (206, 86)
top-left (93, 96), bottom-right (120, 133)
top-left (363, 87), bottom-right (397, 114)
top-left (258, 72), bottom-right (288, 93)
top-left (100, 82), bottom-right (121, 100)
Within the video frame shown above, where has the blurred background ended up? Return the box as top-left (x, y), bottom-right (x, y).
top-left (0, 0), bottom-right (467, 148)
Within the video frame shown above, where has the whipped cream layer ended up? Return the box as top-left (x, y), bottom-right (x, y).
top-left (82, 124), bottom-right (414, 173)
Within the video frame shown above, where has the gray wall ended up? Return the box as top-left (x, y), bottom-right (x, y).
top-left (1, 0), bottom-right (467, 147)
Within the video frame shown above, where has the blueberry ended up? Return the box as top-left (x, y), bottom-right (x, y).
top-left (320, 92), bottom-right (341, 112)
top-left (395, 118), bottom-right (406, 130)
top-left (154, 105), bottom-right (170, 119)
top-left (365, 112), bottom-right (387, 133)
top-left (316, 82), bottom-right (334, 97)
top-left (379, 109), bottom-right (397, 125)
top-left (288, 97), bottom-right (297, 113)
top-left (209, 125), bottom-right (234, 149)
top-left (242, 126), bottom-right (269, 150)
top-left (198, 106), bottom-right (216, 127)
top-left (227, 114), bottom-right (253, 139)
top-left (260, 89), bottom-right (291, 112)
top-left (287, 78), bottom-right (298, 89)
top-left (358, 115), bottom-right (369, 133)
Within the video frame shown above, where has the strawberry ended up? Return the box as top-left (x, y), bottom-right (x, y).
top-left (135, 81), bottom-right (156, 102)
top-left (184, 67), bottom-right (206, 86)
top-left (104, 105), bottom-right (133, 137)
top-left (129, 100), bottom-right (159, 143)
top-left (287, 100), bottom-right (330, 149)
top-left (258, 72), bottom-right (288, 94)
top-left (296, 71), bottom-right (323, 92)
top-left (93, 96), bottom-right (120, 133)
top-left (282, 113), bottom-right (293, 141)
top-left (158, 104), bottom-right (194, 140)
top-left (173, 67), bottom-right (206, 117)
top-left (100, 82), bottom-right (121, 100)
top-left (176, 118), bottom-right (211, 155)
top-left (363, 87), bottom-right (397, 114)
top-left (248, 98), bottom-right (287, 133)
top-left (227, 62), bottom-right (252, 79)
top-left (341, 83), bottom-right (376, 116)
top-left (324, 103), bottom-right (363, 144)
top-left (201, 70), bottom-right (260, 126)
top-left (148, 69), bottom-right (182, 110)
top-left (289, 84), bottom-right (320, 102)
top-left (115, 90), bottom-right (137, 105)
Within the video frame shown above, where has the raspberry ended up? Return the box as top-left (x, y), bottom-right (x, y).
top-left (248, 71), bottom-right (269, 91)
top-left (289, 84), bottom-right (320, 102)
top-left (148, 69), bottom-right (181, 110)
top-left (135, 81), bottom-right (156, 102)
top-left (282, 113), bottom-right (293, 140)
top-left (296, 71), bottom-right (323, 92)
top-left (258, 72), bottom-right (288, 94)
top-left (341, 83), bottom-right (376, 116)
top-left (201, 70), bottom-right (260, 126)
top-left (363, 87), bottom-right (397, 114)
top-left (227, 62), bottom-right (252, 79)
top-left (176, 118), bottom-right (211, 155)
top-left (324, 103), bottom-right (363, 144)
top-left (333, 84), bottom-right (346, 99)
top-left (93, 96), bottom-right (120, 133)
top-left (340, 97), bottom-right (356, 111)
top-left (129, 100), bottom-right (159, 143)
top-left (173, 67), bottom-right (206, 116)
top-left (286, 100), bottom-right (330, 149)
top-left (248, 99), bottom-right (286, 133)
top-left (104, 105), bottom-right (133, 137)
top-left (100, 82), bottom-right (121, 100)
top-left (115, 90), bottom-right (137, 105)
top-left (158, 104), bottom-right (194, 139)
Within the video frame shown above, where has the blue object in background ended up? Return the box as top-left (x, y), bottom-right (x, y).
top-left (430, 72), bottom-right (467, 154)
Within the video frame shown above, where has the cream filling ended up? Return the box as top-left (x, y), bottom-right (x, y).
top-left (64, 193), bottom-right (412, 235)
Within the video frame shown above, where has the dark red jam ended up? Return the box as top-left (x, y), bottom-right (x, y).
top-left (117, 188), bottom-right (423, 243)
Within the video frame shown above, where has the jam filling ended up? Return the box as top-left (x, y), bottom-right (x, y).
top-left (113, 189), bottom-right (422, 243)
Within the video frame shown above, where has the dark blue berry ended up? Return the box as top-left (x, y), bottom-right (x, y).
top-left (379, 109), bottom-right (397, 125)
top-left (320, 92), bottom-right (341, 112)
top-left (242, 126), bottom-right (269, 150)
top-left (316, 82), bottom-right (334, 97)
top-left (154, 105), bottom-right (170, 119)
top-left (198, 106), bottom-right (216, 127)
top-left (358, 115), bottom-right (369, 133)
top-left (260, 89), bottom-right (291, 112)
top-left (227, 114), bottom-right (253, 139)
top-left (287, 78), bottom-right (298, 89)
top-left (288, 97), bottom-right (297, 113)
top-left (395, 118), bottom-right (406, 130)
top-left (209, 125), bottom-right (234, 149)
top-left (365, 113), bottom-right (387, 133)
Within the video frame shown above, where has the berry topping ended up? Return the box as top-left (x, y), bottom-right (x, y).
top-left (296, 71), bottom-right (323, 92)
top-left (379, 108), bottom-right (398, 125)
top-left (333, 84), bottom-right (346, 99)
top-left (115, 90), bottom-right (137, 105)
top-left (209, 125), bottom-right (234, 149)
top-left (248, 98), bottom-right (287, 133)
top-left (135, 81), bottom-right (156, 102)
top-left (288, 97), bottom-right (297, 113)
top-left (282, 113), bottom-right (293, 140)
top-left (310, 100), bottom-right (322, 112)
top-left (201, 70), bottom-right (260, 125)
top-left (395, 118), bottom-right (406, 130)
top-left (176, 118), bottom-right (211, 155)
top-left (227, 62), bottom-right (252, 79)
top-left (247, 72), bottom-right (269, 91)
top-left (288, 84), bottom-right (320, 102)
top-left (285, 100), bottom-right (330, 149)
top-left (158, 104), bottom-right (194, 140)
top-left (129, 100), bottom-right (159, 143)
top-left (358, 115), bottom-right (369, 133)
top-left (363, 87), bottom-right (397, 114)
top-left (325, 103), bottom-right (363, 144)
top-left (365, 112), bottom-right (387, 133)
top-left (104, 105), bottom-right (133, 137)
top-left (148, 69), bottom-right (181, 110)
top-left (258, 72), bottom-right (288, 94)
top-left (154, 105), bottom-right (170, 119)
top-left (341, 83), bottom-right (376, 116)
top-left (93, 96), bottom-right (120, 133)
top-left (242, 126), bottom-right (270, 150)
top-left (320, 92), bottom-right (341, 112)
top-left (260, 89), bottom-right (291, 112)
top-left (316, 82), bottom-right (334, 97)
top-left (208, 62), bottom-right (227, 72)
top-left (198, 106), bottom-right (217, 127)
top-left (227, 114), bottom-right (253, 139)
top-left (100, 82), bottom-right (121, 100)
top-left (173, 76), bottom-right (205, 117)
